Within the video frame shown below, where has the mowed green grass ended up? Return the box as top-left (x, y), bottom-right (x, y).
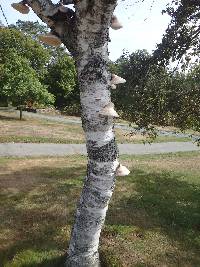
top-left (0, 152), bottom-right (200, 267)
top-left (0, 111), bottom-right (191, 144)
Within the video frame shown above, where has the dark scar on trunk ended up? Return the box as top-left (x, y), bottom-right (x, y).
top-left (87, 139), bottom-right (119, 162)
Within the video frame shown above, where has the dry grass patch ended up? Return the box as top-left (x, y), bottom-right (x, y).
top-left (0, 156), bottom-right (86, 263)
top-left (121, 151), bottom-right (200, 174)
top-left (0, 111), bottom-right (85, 143)
top-left (0, 157), bottom-right (86, 190)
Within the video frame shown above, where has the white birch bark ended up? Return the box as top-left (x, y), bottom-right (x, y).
top-left (25, 0), bottom-right (118, 266)
top-left (66, 2), bottom-right (118, 265)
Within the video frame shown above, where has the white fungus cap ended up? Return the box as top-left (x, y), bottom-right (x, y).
top-left (99, 103), bottom-right (119, 118)
top-left (116, 164), bottom-right (130, 176)
top-left (11, 2), bottom-right (30, 14)
top-left (111, 74), bottom-right (126, 85)
top-left (38, 33), bottom-right (62, 47)
top-left (111, 15), bottom-right (123, 30)
top-left (110, 84), bottom-right (117, 89)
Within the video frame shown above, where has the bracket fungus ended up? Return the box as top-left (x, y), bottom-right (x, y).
top-left (99, 103), bottom-right (119, 118)
top-left (11, 1), bottom-right (30, 14)
top-left (111, 74), bottom-right (126, 85)
top-left (110, 84), bottom-right (117, 89)
top-left (38, 32), bottom-right (62, 47)
top-left (111, 15), bottom-right (123, 30)
top-left (116, 164), bottom-right (130, 176)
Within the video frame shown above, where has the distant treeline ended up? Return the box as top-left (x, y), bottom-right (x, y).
top-left (0, 20), bottom-right (199, 133)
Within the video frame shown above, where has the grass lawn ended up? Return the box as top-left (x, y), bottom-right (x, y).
top-left (0, 111), bottom-right (191, 144)
top-left (0, 111), bottom-right (85, 144)
top-left (0, 152), bottom-right (200, 266)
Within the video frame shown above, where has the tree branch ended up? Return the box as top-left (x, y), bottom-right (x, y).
top-left (26, 0), bottom-right (76, 53)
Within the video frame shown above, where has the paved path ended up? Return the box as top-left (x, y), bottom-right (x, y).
top-left (0, 142), bottom-right (199, 157)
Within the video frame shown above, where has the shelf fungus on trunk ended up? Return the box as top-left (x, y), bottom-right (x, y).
top-left (110, 84), bottom-right (117, 89)
top-left (99, 103), bottom-right (119, 118)
top-left (116, 164), bottom-right (130, 176)
top-left (11, 1), bottom-right (30, 14)
top-left (111, 74), bottom-right (126, 85)
top-left (111, 15), bottom-right (123, 30)
top-left (38, 32), bottom-right (62, 47)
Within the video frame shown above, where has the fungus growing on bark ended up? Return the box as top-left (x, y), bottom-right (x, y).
top-left (111, 15), bottom-right (123, 30)
top-left (38, 32), bottom-right (62, 47)
top-left (111, 84), bottom-right (117, 89)
top-left (11, 1), bottom-right (30, 14)
top-left (116, 164), bottom-right (130, 176)
top-left (111, 74), bottom-right (126, 85)
top-left (99, 103), bottom-right (119, 118)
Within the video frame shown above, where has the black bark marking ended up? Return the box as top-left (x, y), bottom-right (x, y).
top-left (86, 0), bottom-right (95, 15)
top-left (87, 138), bottom-right (119, 162)
top-left (80, 186), bottom-right (111, 209)
top-left (79, 55), bottom-right (107, 84)
top-left (47, 8), bottom-right (74, 22)
top-left (81, 114), bottom-right (111, 132)
top-left (87, 163), bottom-right (117, 181)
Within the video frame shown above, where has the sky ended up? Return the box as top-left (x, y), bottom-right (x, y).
top-left (0, 0), bottom-right (171, 61)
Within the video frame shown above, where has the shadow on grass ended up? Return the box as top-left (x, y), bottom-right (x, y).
top-left (0, 165), bottom-right (85, 267)
top-left (38, 256), bottom-right (66, 267)
top-left (106, 168), bottom-right (200, 257)
top-left (28, 253), bottom-right (66, 267)
top-left (1, 163), bottom-right (200, 266)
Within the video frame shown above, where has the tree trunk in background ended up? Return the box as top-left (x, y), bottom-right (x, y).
top-left (19, 106), bottom-right (23, 120)
top-left (66, 2), bottom-right (118, 266)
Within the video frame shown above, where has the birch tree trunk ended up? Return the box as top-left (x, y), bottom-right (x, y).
top-left (23, 0), bottom-right (118, 266)
top-left (66, 2), bottom-right (118, 266)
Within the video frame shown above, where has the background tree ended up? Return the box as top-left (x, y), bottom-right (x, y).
top-left (0, 25), bottom-right (79, 112)
top-left (112, 50), bottom-right (171, 134)
top-left (154, 0), bottom-right (200, 65)
top-left (0, 27), bottom-right (50, 79)
top-left (152, 0), bottom-right (200, 133)
top-left (11, 20), bottom-right (79, 112)
top-left (45, 51), bottom-right (77, 109)
top-left (165, 68), bottom-right (200, 132)
top-left (11, 19), bottom-right (48, 36)
top-left (0, 50), bottom-right (54, 119)
top-left (111, 49), bottom-right (199, 136)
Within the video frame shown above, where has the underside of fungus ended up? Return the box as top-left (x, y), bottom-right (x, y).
top-left (38, 32), bottom-right (62, 47)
